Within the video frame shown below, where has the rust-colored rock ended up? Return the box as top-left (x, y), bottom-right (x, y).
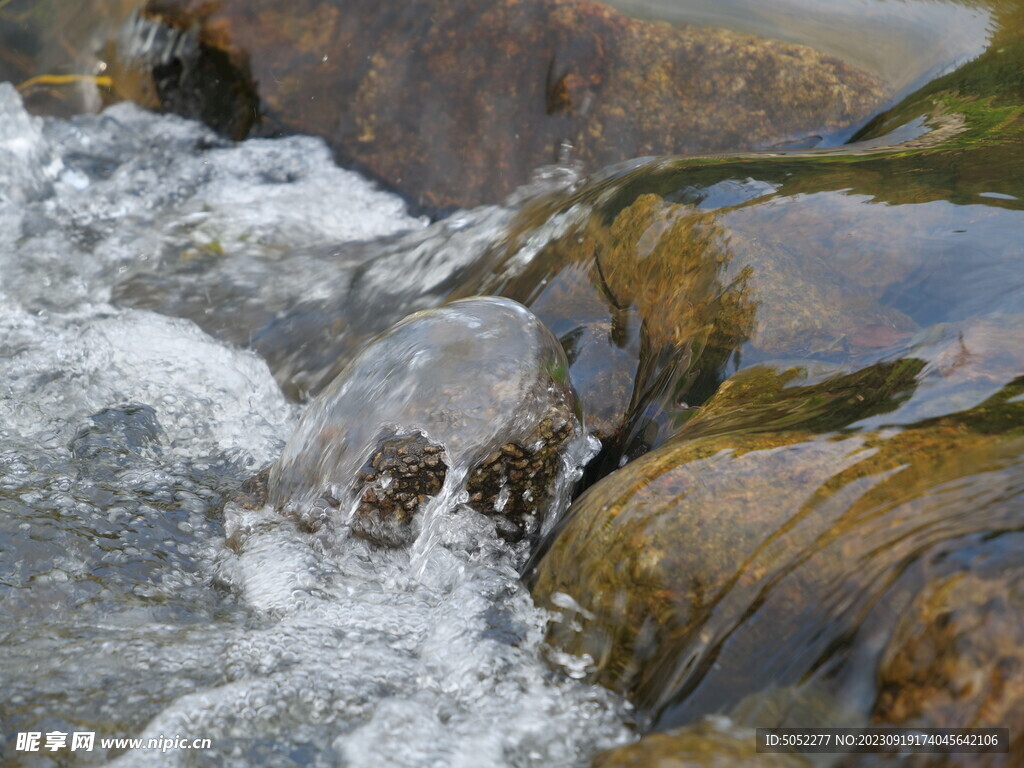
top-left (116, 0), bottom-right (889, 209)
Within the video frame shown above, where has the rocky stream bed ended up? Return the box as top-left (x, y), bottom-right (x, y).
top-left (1, 0), bottom-right (1023, 766)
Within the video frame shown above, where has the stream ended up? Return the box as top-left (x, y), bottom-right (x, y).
top-left (2, 0), bottom-right (1022, 766)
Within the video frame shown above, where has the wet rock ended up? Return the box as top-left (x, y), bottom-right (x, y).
top-left (465, 408), bottom-right (576, 542)
top-left (455, 193), bottom-right (759, 461)
top-left (530, 349), bottom-right (1024, 727)
top-left (351, 430), bottom-right (448, 548)
top-left (222, 465), bottom-right (273, 551)
top-left (116, 0), bottom-right (889, 210)
top-left (233, 464), bottom-right (272, 509)
top-left (591, 718), bottom-right (811, 768)
top-left (464, 157), bottom-right (1024, 464)
top-left (438, 5), bottom-right (1024, 464)
top-left (861, 568), bottom-right (1024, 766)
top-left (458, 187), bottom-right (919, 466)
top-left (266, 297), bottom-right (583, 548)
top-left (669, 358), bottom-right (925, 441)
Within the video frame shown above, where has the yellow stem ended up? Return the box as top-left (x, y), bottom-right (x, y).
top-left (16, 73), bottom-right (114, 91)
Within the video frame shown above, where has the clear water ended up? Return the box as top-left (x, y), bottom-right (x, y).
top-left (0, 85), bottom-right (630, 766)
top-left (270, 297), bottom-right (583, 515)
top-left (5, 0), bottom-right (1017, 760)
top-left (605, 0), bottom-right (993, 97)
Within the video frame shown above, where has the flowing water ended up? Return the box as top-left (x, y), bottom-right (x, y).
top-left (0, 87), bottom-right (629, 766)
top-left (1, 0), bottom-right (1022, 765)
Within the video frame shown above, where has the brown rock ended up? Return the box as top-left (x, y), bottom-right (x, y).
top-left (455, 193), bottom-right (759, 457)
top-left (459, 187), bottom-right (916, 463)
top-left (115, 0), bottom-right (889, 210)
top-left (860, 569), bottom-right (1024, 767)
top-left (465, 403), bottom-right (576, 542)
top-left (350, 430), bottom-right (449, 548)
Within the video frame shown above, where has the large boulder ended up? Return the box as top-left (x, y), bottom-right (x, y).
top-left (113, 0), bottom-right (889, 209)
top-left (453, 190), bottom-right (915, 465)
top-left (529, 322), bottom-right (1024, 729)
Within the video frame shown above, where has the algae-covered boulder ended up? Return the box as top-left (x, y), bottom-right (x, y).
top-left (237, 297), bottom-right (583, 549)
top-left (457, 189), bottom-right (920, 465)
top-left (530, 326), bottom-right (1024, 728)
top-left (438, 0), bottom-right (1024, 469)
top-left (115, 0), bottom-right (888, 209)
top-left (856, 565), bottom-right (1024, 767)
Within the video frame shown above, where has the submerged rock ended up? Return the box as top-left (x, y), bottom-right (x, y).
top-left (455, 188), bottom-right (919, 467)
top-left (115, 0), bottom-right (888, 209)
top-left (863, 566), bottom-right (1024, 766)
top-left (439, 1), bottom-right (1024, 469)
top-left (530, 329), bottom-right (1024, 729)
top-left (454, 193), bottom-right (759, 457)
top-left (255, 297), bottom-right (582, 548)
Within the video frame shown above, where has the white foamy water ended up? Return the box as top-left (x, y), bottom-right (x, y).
top-left (0, 85), bottom-right (630, 766)
top-left (271, 298), bottom-right (578, 511)
top-left (0, 81), bottom-right (423, 314)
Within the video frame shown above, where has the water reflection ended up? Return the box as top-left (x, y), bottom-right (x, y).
top-left (605, 0), bottom-right (992, 100)
top-left (521, 3), bottom-right (1024, 752)
top-left (2, 0), bottom-right (1023, 764)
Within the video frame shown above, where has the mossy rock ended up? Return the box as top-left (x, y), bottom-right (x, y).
top-left (531, 363), bottom-right (1024, 725)
top-left (437, 0), bottom-right (1024, 466)
top-left (457, 188), bottom-right (927, 466)
top-left (455, 193), bottom-right (760, 461)
top-left (857, 567), bottom-right (1024, 767)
